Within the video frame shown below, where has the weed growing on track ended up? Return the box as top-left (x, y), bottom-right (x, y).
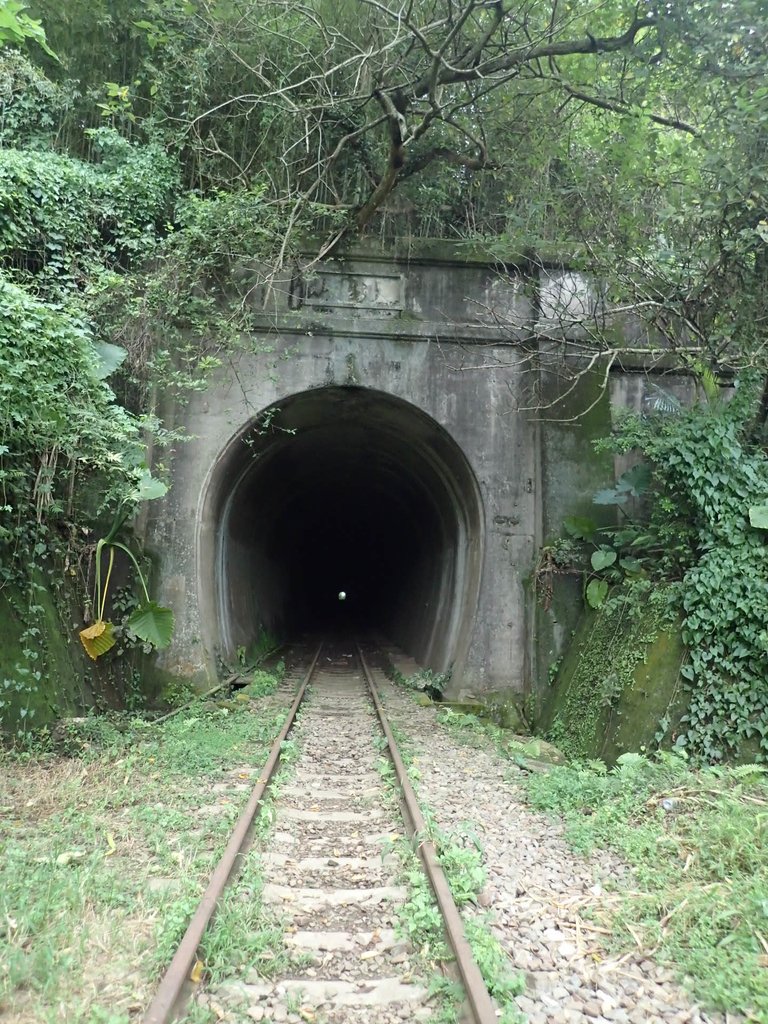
top-left (392, 840), bottom-right (464, 1024)
top-left (195, 738), bottom-right (307, 991)
top-left (178, 1003), bottom-right (217, 1024)
top-left (198, 863), bottom-right (295, 982)
top-left (428, 824), bottom-right (524, 1021)
top-left (242, 660), bottom-right (285, 699)
top-left (380, 719), bottom-right (525, 1023)
top-left (0, 694), bottom-right (290, 1023)
top-left (377, 753), bottom-right (463, 1024)
top-left (524, 752), bottom-right (768, 1019)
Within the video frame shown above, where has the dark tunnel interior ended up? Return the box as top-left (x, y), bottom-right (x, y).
top-left (211, 387), bottom-right (483, 671)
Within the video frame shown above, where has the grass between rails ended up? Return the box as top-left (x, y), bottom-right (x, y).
top-left (182, 735), bottom-right (310, 1024)
top-left (188, 695), bottom-right (448, 1023)
top-left (0, 673), bottom-right (290, 1024)
top-left (437, 705), bottom-right (768, 1021)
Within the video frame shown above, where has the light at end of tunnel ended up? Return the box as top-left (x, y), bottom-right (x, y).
top-left (338, 591), bottom-right (347, 601)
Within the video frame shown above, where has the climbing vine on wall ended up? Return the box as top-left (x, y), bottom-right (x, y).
top-left (591, 385), bottom-right (768, 762)
top-left (0, 275), bottom-right (140, 548)
top-left (0, 56), bottom-right (298, 733)
top-left (0, 274), bottom-right (146, 729)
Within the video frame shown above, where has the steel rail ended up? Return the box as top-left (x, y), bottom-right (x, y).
top-left (356, 644), bottom-right (499, 1024)
top-left (142, 643), bottom-right (323, 1024)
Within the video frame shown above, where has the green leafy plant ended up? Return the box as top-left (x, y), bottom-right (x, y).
top-left (558, 385), bottom-right (768, 761)
top-left (385, 720), bottom-right (525, 1023)
top-left (0, 1), bottom-right (55, 56)
top-left (79, 471), bottom-right (173, 660)
top-left (562, 463), bottom-right (658, 610)
top-left (391, 666), bottom-right (451, 699)
top-left (243, 661), bottom-right (285, 699)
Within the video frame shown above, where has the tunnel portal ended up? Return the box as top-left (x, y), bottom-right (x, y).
top-left (203, 386), bottom-right (484, 674)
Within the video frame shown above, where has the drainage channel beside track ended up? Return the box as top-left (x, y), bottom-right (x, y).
top-left (143, 642), bottom-right (499, 1024)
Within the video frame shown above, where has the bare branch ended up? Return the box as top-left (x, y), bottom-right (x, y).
top-left (411, 13), bottom-right (658, 93)
top-left (553, 78), bottom-right (700, 137)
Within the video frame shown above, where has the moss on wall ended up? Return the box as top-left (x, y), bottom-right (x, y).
top-left (538, 584), bottom-right (687, 762)
top-left (602, 625), bottom-right (688, 762)
top-left (0, 567), bottom-right (166, 735)
top-left (0, 581), bottom-right (89, 733)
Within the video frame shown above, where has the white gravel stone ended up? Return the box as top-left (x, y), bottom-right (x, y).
top-left (373, 669), bottom-right (740, 1024)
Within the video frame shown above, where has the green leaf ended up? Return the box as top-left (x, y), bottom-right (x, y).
top-left (748, 505), bottom-right (768, 529)
top-left (91, 341), bottom-right (127, 380)
top-left (563, 515), bottom-right (597, 540)
top-left (594, 465), bottom-right (650, 505)
top-left (619, 463), bottom-right (651, 495)
top-left (619, 557), bottom-right (643, 574)
top-left (134, 470), bottom-right (167, 501)
top-left (79, 620), bottom-right (116, 660)
top-left (591, 548), bottom-right (617, 571)
top-left (631, 534), bottom-right (655, 548)
top-left (0, 2), bottom-right (56, 57)
top-left (616, 752), bottom-right (646, 767)
top-left (586, 579), bottom-right (609, 609)
top-left (127, 601), bottom-right (174, 648)
top-left (594, 488), bottom-right (628, 505)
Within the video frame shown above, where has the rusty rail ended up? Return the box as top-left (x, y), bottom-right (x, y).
top-left (356, 643), bottom-right (499, 1024)
top-left (143, 641), bottom-right (499, 1024)
top-left (142, 643), bottom-right (322, 1024)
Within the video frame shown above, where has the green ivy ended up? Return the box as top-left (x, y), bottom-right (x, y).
top-left (0, 274), bottom-right (140, 541)
top-left (0, 273), bottom-right (151, 731)
top-left (600, 388), bottom-right (768, 761)
top-left (0, 51), bottom-right (73, 147)
top-left (0, 128), bottom-right (178, 292)
top-left (0, 73), bottom-right (295, 734)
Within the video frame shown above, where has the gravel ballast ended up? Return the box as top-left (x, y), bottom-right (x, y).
top-left (371, 664), bottom-right (740, 1024)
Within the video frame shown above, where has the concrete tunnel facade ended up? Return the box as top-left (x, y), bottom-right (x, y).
top-left (147, 248), bottom-right (691, 698)
top-left (148, 247), bottom-right (554, 697)
top-left (201, 387), bottom-right (485, 676)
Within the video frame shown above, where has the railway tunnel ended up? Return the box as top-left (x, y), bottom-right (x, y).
top-left (201, 386), bottom-right (484, 674)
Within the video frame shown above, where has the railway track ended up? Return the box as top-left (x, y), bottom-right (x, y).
top-left (143, 642), bottom-right (499, 1024)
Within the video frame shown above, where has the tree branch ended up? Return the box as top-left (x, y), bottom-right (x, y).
top-left (411, 13), bottom-right (658, 93)
top-left (555, 79), bottom-right (700, 137)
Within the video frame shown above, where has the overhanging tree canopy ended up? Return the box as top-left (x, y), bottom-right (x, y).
top-left (14, 0), bottom-right (768, 388)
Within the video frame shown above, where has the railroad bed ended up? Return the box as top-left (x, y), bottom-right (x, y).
top-left (143, 642), bottom-right (497, 1024)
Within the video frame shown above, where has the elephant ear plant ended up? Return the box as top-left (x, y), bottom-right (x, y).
top-left (79, 471), bottom-right (174, 660)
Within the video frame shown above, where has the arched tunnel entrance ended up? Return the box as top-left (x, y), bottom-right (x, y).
top-left (200, 387), bottom-right (484, 675)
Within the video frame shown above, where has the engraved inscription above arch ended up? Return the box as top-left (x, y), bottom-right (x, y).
top-left (290, 266), bottom-right (404, 317)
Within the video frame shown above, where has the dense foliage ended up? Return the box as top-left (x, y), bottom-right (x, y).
top-left (1, 0), bottom-right (768, 741)
top-left (0, 130), bottom-right (177, 289)
top-left (0, 276), bottom-right (138, 538)
top-left (554, 382), bottom-right (768, 762)
top-left (602, 393), bottom-right (768, 761)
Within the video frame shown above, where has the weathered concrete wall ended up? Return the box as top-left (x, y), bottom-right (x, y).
top-left (146, 243), bottom-right (653, 699)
